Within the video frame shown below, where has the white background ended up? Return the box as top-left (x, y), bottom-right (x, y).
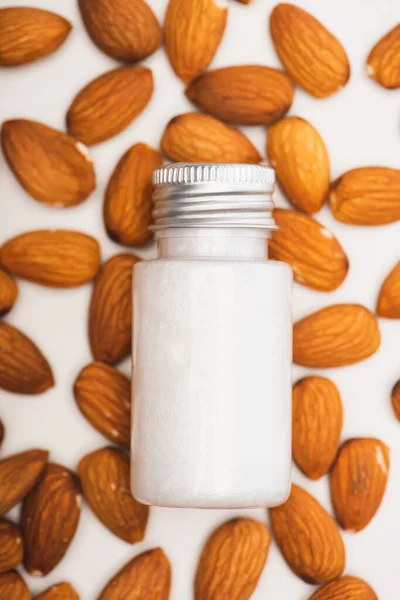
top-left (1, 0), bottom-right (400, 598)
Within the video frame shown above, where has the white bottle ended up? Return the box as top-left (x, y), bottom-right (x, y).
top-left (131, 163), bottom-right (292, 509)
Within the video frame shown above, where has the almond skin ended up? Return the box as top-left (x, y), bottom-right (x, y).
top-left (1, 119), bottom-right (95, 208)
top-left (98, 548), bottom-right (171, 600)
top-left (293, 304), bottom-right (380, 368)
top-left (330, 438), bottom-right (390, 532)
top-left (0, 420), bottom-right (4, 448)
top-left (74, 362), bottom-right (131, 448)
top-left (267, 117), bottom-right (330, 213)
top-left (34, 582), bottom-right (79, 599)
top-left (21, 463), bottom-right (81, 576)
top-left (269, 484), bottom-right (345, 584)
top-left (270, 3), bottom-right (350, 98)
top-left (0, 449), bottom-right (49, 516)
top-left (329, 166), bottom-right (400, 225)
top-left (270, 209), bottom-right (348, 291)
top-left (186, 65), bottom-right (294, 125)
top-left (0, 323), bottom-right (54, 395)
top-left (0, 230), bottom-right (101, 288)
top-left (78, 0), bottom-right (162, 62)
top-left (292, 377), bottom-right (343, 480)
top-left (66, 66), bottom-right (153, 145)
top-left (0, 269), bottom-right (18, 317)
top-left (195, 518), bottom-right (271, 600)
top-left (0, 519), bottom-right (24, 573)
top-left (165, 0), bottom-right (227, 84)
top-left (377, 260), bottom-right (400, 318)
top-left (366, 24), bottom-right (400, 89)
top-left (391, 379), bottom-right (400, 421)
top-left (309, 575), bottom-right (378, 600)
top-left (0, 7), bottom-right (71, 66)
top-left (0, 570), bottom-right (30, 600)
top-left (104, 143), bottom-right (163, 246)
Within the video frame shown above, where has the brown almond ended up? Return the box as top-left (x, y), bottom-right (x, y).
top-left (0, 230), bottom-right (101, 288)
top-left (78, 0), bottom-right (161, 62)
top-left (391, 379), bottom-right (400, 421)
top-left (270, 484), bottom-right (345, 584)
top-left (267, 117), bottom-right (330, 213)
top-left (0, 7), bottom-right (71, 66)
top-left (377, 260), bottom-right (400, 318)
top-left (330, 438), bottom-right (390, 532)
top-left (0, 570), bottom-right (30, 600)
top-left (0, 269), bottom-right (18, 317)
top-left (270, 209), bottom-right (348, 291)
top-left (66, 66), bottom-right (153, 145)
top-left (0, 420), bottom-right (4, 448)
top-left (0, 323), bottom-right (54, 395)
top-left (309, 575), bottom-right (378, 600)
top-left (0, 449), bottom-right (49, 516)
top-left (89, 253), bottom-right (138, 365)
top-left (366, 24), bottom-right (400, 89)
top-left (270, 4), bottom-right (350, 98)
top-left (34, 582), bottom-right (79, 600)
top-left (104, 143), bottom-right (163, 246)
top-left (98, 548), bottom-right (171, 600)
top-left (195, 517), bottom-right (270, 599)
top-left (186, 65), bottom-right (294, 125)
top-left (21, 463), bottom-right (81, 576)
top-left (74, 362), bottom-right (131, 448)
top-left (329, 166), bottom-right (400, 225)
top-left (0, 519), bottom-right (24, 572)
top-left (293, 304), bottom-right (380, 368)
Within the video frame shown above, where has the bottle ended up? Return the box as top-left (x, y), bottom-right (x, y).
top-left (131, 163), bottom-right (292, 509)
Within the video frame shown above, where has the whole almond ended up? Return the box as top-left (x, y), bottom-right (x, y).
top-left (74, 362), bottom-right (131, 448)
top-left (34, 582), bottom-right (79, 600)
top-left (269, 484), bottom-right (345, 584)
top-left (21, 463), bottom-right (81, 576)
top-left (1, 120), bottom-right (95, 208)
top-left (377, 261), bottom-right (400, 318)
top-left (0, 449), bottom-right (49, 516)
top-left (104, 143), bottom-right (163, 246)
top-left (267, 117), bottom-right (330, 213)
top-left (89, 253), bottom-right (138, 365)
top-left (0, 323), bottom-right (54, 394)
top-left (309, 575), bottom-right (378, 600)
top-left (391, 379), bottom-right (400, 421)
top-left (329, 167), bottom-right (400, 225)
top-left (366, 25), bottom-right (400, 89)
top-left (0, 230), bottom-right (101, 288)
top-left (161, 113), bottom-right (262, 164)
top-left (330, 438), bottom-right (390, 532)
top-left (0, 7), bottom-right (71, 66)
top-left (0, 570), bottom-right (30, 600)
top-left (195, 518), bottom-right (271, 600)
top-left (66, 66), bottom-right (153, 145)
top-left (293, 304), bottom-right (380, 368)
top-left (78, 447), bottom-right (149, 543)
top-left (78, 0), bottom-right (161, 62)
top-left (98, 548), bottom-right (171, 600)
top-left (0, 519), bottom-right (24, 572)
top-left (270, 209), bottom-right (348, 291)
top-left (186, 65), bottom-right (294, 125)
top-left (0, 269), bottom-right (18, 317)
top-left (293, 377), bottom-right (343, 480)
top-left (270, 3), bottom-right (350, 98)
top-left (165, 0), bottom-right (227, 83)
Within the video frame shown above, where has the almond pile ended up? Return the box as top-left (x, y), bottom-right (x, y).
top-left (0, 0), bottom-right (398, 598)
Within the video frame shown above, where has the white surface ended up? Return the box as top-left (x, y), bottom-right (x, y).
top-left (0, 0), bottom-right (399, 598)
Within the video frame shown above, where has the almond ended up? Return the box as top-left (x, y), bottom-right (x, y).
top-left (89, 253), bottom-right (138, 365)
top-left (66, 66), bottom-right (153, 145)
top-left (293, 304), bottom-right (380, 368)
top-left (186, 65), bottom-right (294, 125)
top-left (0, 323), bottom-right (54, 395)
top-left (21, 463), bottom-right (81, 576)
top-left (165, 0), bottom-right (227, 84)
top-left (270, 209), bottom-right (348, 291)
top-left (0, 519), bottom-right (24, 572)
top-left (104, 143), bottom-right (162, 246)
top-left (267, 117), bottom-right (330, 213)
top-left (270, 4), bottom-right (350, 98)
top-left (366, 25), bottom-right (400, 89)
top-left (1, 119), bottom-right (95, 208)
top-left (377, 260), bottom-right (400, 318)
top-left (292, 377), bottom-right (343, 480)
top-left (269, 484), bottom-right (345, 584)
top-left (0, 420), bottom-right (4, 448)
top-left (330, 438), bottom-right (390, 532)
top-left (0, 570), bottom-right (30, 600)
top-left (0, 449), bottom-right (49, 516)
top-left (0, 230), bottom-right (101, 288)
top-left (34, 582), bottom-right (79, 600)
top-left (74, 362), bottom-right (131, 448)
top-left (0, 269), bottom-right (18, 317)
top-left (78, 0), bottom-right (161, 62)
top-left (329, 166), bottom-right (400, 225)
top-left (309, 575), bottom-right (378, 600)
top-left (98, 548), bottom-right (171, 600)
top-left (0, 7), bottom-right (71, 66)
top-left (195, 518), bottom-right (271, 599)
top-left (391, 379), bottom-right (400, 421)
